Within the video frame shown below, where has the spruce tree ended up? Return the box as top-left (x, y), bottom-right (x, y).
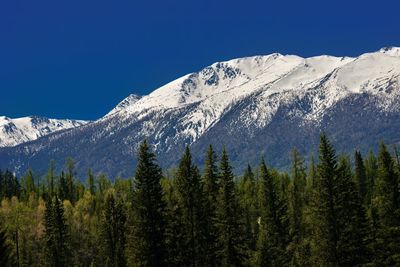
top-left (46, 161), bottom-right (56, 198)
top-left (174, 146), bottom-right (206, 267)
top-left (335, 157), bottom-right (371, 266)
top-left (44, 196), bottom-right (70, 267)
top-left (310, 134), bottom-right (340, 266)
top-left (128, 140), bottom-right (167, 267)
top-left (255, 159), bottom-right (288, 267)
top-left (372, 142), bottom-right (400, 265)
top-left (202, 145), bottom-right (219, 267)
top-left (164, 179), bottom-right (187, 266)
top-left (238, 164), bottom-right (258, 252)
top-left (288, 149), bottom-right (310, 267)
top-left (354, 150), bottom-right (368, 205)
top-left (100, 191), bottom-right (127, 267)
top-left (216, 148), bottom-right (247, 267)
top-left (364, 150), bottom-right (378, 205)
top-left (311, 134), bottom-right (371, 266)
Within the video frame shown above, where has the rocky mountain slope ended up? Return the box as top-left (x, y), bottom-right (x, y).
top-left (1, 47), bottom-right (400, 178)
top-left (0, 116), bottom-right (88, 147)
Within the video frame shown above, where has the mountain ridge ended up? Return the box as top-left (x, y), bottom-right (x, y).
top-left (1, 47), bottom-right (400, 178)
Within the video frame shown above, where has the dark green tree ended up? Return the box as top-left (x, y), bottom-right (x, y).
top-left (174, 146), bottom-right (206, 267)
top-left (128, 140), bottom-right (168, 267)
top-left (288, 149), bottom-right (311, 267)
top-left (216, 148), bottom-right (248, 267)
top-left (238, 164), bottom-right (258, 252)
top-left (354, 151), bottom-right (368, 205)
top-left (44, 196), bottom-right (70, 267)
top-left (202, 145), bottom-right (219, 267)
top-left (255, 159), bottom-right (289, 267)
top-left (310, 134), bottom-right (340, 266)
top-left (371, 142), bottom-right (400, 265)
top-left (335, 157), bottom-right (371, 266)
top-left (100, 191), bottom-right (127, 267)
top-left (46, 161), bottom-right (56, 198)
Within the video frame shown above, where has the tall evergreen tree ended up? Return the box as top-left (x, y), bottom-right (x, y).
top-left (354, 150), bottom-right (368, 205)
top-left (128, 140), bottom-right (167, 267)
top-left (216, 148), bottom-right (248, 267)
top-left (364, 150), bottom-right (378, 205)
top-left (335, 157), bottom-right (371, 266)
top-left (164, 179), bottom-right (187, 266)
top-left (87, 169), bottom-right (96, 196)
top-left (100, 191), bottom-right (127, 267)
top-left (44, 196), bottom-right (70, 267)
top-left (45, 161), bottom-right (56, 199)
top-left (311, 135), bottom-right (371, 266)
top-left (174, 146), bottom-right (206, 267)
top-left (310, 134), bottom-right (340, 266)
top-left (371, 142), bottom-right (400, 265)
top-left (255, 159), bottom-right (288, 267)
top-left (202, 145), bottom-right (219, 267)
top-left (288, 149), bottom-right (310, 267)
top-left (65, 158), bottom-right (76, 203)
top-left (238, 164), bottom-right (258, 252)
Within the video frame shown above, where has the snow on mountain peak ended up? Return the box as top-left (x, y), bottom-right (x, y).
top-left (0, 116), bottom-right (89, 147)
top-left (102, 48), bottom-right (400, 143)
top-left (379, 46), bottom-right (400, 57)
top-left (106, 94), bottom-right (142, 116)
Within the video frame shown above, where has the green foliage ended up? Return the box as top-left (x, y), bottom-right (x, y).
top-left (0, 138), bottom-right (399, 266)
top-left (100, 191), bottom-right (127, 267)
top-left (127, 140), bottom-right (167, 267)
top-left (174, 145), bottom-right (207, 266)
top-left (0, 223), bottom-right (15, 267)
top-left (216, 148), bottom-right (248, 267)
top-left (44, 196), bottom-right (70, 267)
top-left (255, 159), bottom-right (289, 267)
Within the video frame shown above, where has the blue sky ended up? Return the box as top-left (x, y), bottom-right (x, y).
top-left (1, 0), bottom-right (399, 120)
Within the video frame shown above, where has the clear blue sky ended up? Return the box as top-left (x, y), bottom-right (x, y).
top-left (1, 0), bottom-right (399, 120)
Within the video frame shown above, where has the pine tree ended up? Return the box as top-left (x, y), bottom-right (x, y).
top-left (21, 169), bottom-right (36, 201)
top-left (311, 134), bottom-right (371, 266)
top-left (216, 148), bottom-right (248, 267)
top-left (364, 150), bottom-right (378, 205)
top-left (87, 169), bottom-right (96, 196)
top-left (255, 159), bottom-right (289, 267)
top-left (310, 134), bottom-right (340, 266)
top-left (164, 179), bottom-right (187, 266)
top-left (288, 149), bottom-right (310, 267)
top-left (58, 171), bottom-right (68, 201)
top-left (44, 196), bottom-right (70, 267)
top-left (174, 146), bottom-right (206, 267)
top-left (128, 140), bottom-right (167, 267)
top-left (0, 223), bottom-right (15, 267)
top-left (335, 156), bottom-right (371, 266)
top-left (238, 164), bottom-right (258, 252)
top-left (65, 158), bottom-right (76, 203)
top-left (202, 145), bottom-right (219, 267)
top-left (46, 161), bottom-right (56, 198)
top-left (99, 191), bottom-right (127, 267)
top-left (354, 150), bottom-right (368, 205)
top-left (372, 142), bottom-right (400, 265)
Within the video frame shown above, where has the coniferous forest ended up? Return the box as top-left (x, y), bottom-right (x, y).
top-left (0, 134), bottom-right (400, 267)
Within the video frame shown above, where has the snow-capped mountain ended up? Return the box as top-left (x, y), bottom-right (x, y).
top-left (0, 116), bottom-right (88, 147)
top-left (1, 47), bottom-right (400, 177)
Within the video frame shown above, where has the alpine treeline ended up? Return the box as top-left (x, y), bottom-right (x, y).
top-left (0, 134), bottom-right (400, 266)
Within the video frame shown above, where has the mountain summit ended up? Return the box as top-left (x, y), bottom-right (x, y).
top-left (1, 47), bottom-right (400, 177)
top-left (0, 116), bottom-right (88, 147)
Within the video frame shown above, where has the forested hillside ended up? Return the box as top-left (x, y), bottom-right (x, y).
top-left (0, 135), bottom-right (400, 266)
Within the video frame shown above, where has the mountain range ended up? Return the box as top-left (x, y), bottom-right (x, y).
top-left (1, 47), bottom-right (400, 178)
